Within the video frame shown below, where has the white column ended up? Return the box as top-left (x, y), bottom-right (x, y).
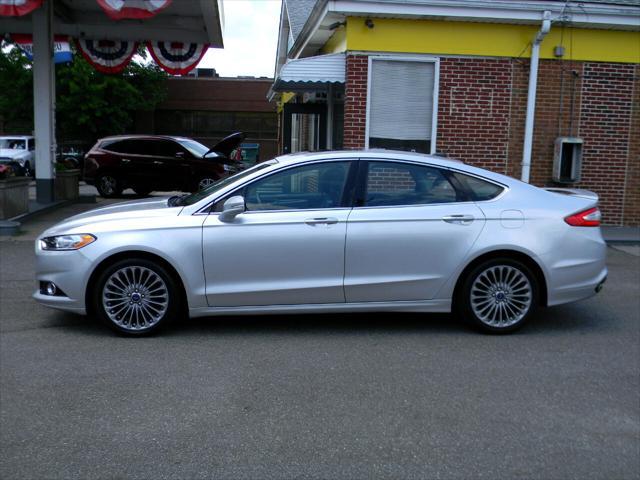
top-left (326, 84), bottom-right (334, 150)
top-left (32, 0), bottom-right (56, 203)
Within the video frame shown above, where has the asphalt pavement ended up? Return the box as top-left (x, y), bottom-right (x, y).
top-left (0, 201), bottom-right (639, 479)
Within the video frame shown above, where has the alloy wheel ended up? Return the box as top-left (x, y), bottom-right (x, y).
top-left (98, 175), bottom-right (118, 196)
top-left (198, 177), bottom-right (216, 190)
top-left (470, 265), bottom-right (533, 328)
top-left (101, 266), bottom-right (169, 332)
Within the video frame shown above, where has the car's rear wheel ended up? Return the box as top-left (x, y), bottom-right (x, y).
top-left (196, 175), bottom-right (217, 191)
top-left (459, 258), bottom-right (538, 333)
top-left (96, 173), bottom-right (122, 197)
top-left (94, 258), bottom-right (180, 336)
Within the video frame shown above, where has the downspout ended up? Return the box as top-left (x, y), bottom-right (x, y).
top-left (521, 11), bottom-right (551, 183)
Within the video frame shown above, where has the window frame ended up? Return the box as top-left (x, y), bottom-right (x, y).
top-left (354, 159), bottom-right (469, 209)
top-left (365, 55), bottom-right (440, 155)
top-left (207, 159), bottom-right (359, 214)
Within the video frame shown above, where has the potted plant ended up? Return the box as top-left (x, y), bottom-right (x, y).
top-left (55, 162), bottom-right (80, 201)
top-left (0, 163), bottom-right (30, 219)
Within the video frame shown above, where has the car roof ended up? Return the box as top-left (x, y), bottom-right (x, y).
top-left (273, 150), bottom-right (519, 187)
top-left (98, 135), bottom-right (187, 142)
top-left (0, 135), bottom-right (33, 140)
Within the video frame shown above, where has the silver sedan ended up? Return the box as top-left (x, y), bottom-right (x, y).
top-left (33, 151), bottom-right (607, 335)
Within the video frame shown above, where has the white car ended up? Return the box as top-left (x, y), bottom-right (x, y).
top-left (0, 135), bottom-right (35, 177)
top-left (33, 150), bottom-right (607, 336)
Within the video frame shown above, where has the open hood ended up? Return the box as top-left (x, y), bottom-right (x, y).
top-left (207, 132), bottom-right (245, 157)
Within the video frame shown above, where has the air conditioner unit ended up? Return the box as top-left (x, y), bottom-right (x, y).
top-left (553, 137), bottom-right (583, 183)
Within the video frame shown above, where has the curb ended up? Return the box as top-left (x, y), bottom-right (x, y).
top-left (1, 195), bottom-right (97, 236)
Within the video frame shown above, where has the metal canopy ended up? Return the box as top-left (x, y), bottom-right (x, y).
top-left (0, 0), bottom-right (224, 204)
top-left (2, 0), bottom-right (224, 45)
top-left (272, 53), bottom-right (345, 92)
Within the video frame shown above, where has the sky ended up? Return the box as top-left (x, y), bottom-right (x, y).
top-left (199, 0), bottom-right (283, 78)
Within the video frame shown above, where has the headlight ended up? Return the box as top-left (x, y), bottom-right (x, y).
top-left (39, 234), bottom-right (96, 251)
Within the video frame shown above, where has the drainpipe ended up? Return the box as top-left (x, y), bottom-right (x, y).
top-left (521, 11), bottom-right (551, 183)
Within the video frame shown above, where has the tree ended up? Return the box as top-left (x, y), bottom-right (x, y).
top-left (0, 45), bottom-right (33, 134)
top-left (0, 42), bottom-right (168, 144)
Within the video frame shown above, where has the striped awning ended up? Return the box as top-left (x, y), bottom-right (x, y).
top-left (272, 53), bottom-right (345, 92)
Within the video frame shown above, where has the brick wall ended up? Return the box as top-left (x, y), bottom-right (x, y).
top-left (343, 54), bottom-right (368, 149)
top-left (624, 64), bottom-right (640, 226)
top-left (341, 53), bottom-right (639, 225)
top-left (577, 63), bottom-right (636, 226)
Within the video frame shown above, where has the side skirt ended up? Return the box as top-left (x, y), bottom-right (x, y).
top-left (188, 299), bottom-right (452, 318)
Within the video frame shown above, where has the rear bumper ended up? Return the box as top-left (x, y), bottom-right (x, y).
top-left (542, 227), bottom-right (608, 307)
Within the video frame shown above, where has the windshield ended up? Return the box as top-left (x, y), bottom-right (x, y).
top-left (175, 138), bottom-right (210, 158)
top-left (0, 139), bottom-right (26, 150)
top-left (178, 162), bottom-right (273, 206)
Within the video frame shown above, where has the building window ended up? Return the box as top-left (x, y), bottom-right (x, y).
top-left (367, 57), bottom-right (438, 154)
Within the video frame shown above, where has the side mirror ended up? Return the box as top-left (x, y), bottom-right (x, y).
top-left (219, 195), bottom-right (245, 223)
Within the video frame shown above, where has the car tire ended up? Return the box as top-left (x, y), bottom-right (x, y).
top-left (458, 258), bottom-right (538, 334)
top-left (133, 186), bottom-right (153, 197)
top-left (23, 161), bottom-right (32, 178)
top-left (93, 258), bottom-right (181, 336)
top-left (96, 173), bottom-right (123, 198)
top-left (194, 175), bottom-right (218, 192)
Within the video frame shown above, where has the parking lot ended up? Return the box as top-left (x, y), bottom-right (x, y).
top-left (1, 202), bottom-right (639, 479)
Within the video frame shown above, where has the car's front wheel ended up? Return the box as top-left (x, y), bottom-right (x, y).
top-left (96, 173), bottom-right (123, 197)
top-left (458, 258), bottom-right (538, 333)
top-left (94, 258), bottom-right (181, 336)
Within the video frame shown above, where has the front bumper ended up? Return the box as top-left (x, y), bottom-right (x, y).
top-left (33, 247), bottom-right (93, 315)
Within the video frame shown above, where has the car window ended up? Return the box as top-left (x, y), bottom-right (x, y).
top-left (451, 172), bottom-right (504, 201)
top-left (29, 139), bottom-right (35, 151)
top-left (103, 140), bottom-right (140, 154)
top-left (364, 161), bottom-right (459, 207)
top-left (244, 161), bottom-right (351, 211)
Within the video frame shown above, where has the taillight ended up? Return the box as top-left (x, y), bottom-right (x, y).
top-left (565, 207), bottom-right (601, 227)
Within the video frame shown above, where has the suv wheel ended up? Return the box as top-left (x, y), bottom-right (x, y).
top-left (94, 258), bottom-right (181, 336)
top-left (196, 176), bottom-right (217, 191)
top-left (96, 173), bottom-right (122, 197)
top-left (24, 161), bottom-right (33, 177)
top-left (458, 258), bottom-right (538, 334)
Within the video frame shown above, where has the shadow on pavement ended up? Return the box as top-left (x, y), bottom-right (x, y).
top-left (45, 304), bottom-right (615, 338)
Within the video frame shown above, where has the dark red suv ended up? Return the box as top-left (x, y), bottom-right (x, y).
top-left (83, 133), bottom-right (244, 197)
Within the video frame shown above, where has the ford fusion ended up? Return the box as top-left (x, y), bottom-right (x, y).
top-left (34, 151), bottom-right (607, 336)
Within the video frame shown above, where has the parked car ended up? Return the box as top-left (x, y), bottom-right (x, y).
top-left (0, 135), bottom-right (35, 177)
top-left (34, 150), bottom-right (607, 336)
top-left (83, 133), bottom-right (245, 197)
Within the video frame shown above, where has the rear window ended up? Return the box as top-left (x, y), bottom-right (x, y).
top-left (452, 172), bottom-right (504, 201)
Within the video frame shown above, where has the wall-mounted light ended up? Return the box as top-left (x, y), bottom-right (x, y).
top-left (365, 18), bottom-right (374, 29)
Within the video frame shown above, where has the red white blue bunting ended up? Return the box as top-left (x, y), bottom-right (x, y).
top-left (12, 34), bottom-right (73, 63)
top-left (0, 0), bottom-right (42, 16)
top-left (76, 38), bottom-right (138, 74)
top-left (146, 41), bottom-right (208, 76)
top-left (96, 0), bottom-right (171, 20)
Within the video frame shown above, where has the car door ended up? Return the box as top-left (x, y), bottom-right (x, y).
top-left (202, 160), bottom-right (355, 307)
top-left (147, 139), bottom-right (191, 190)
top-left (344, 159), bottom-right (486, 302)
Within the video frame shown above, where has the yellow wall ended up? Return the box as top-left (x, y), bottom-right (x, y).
top-left (276, 92), bottom-right (296, 113)
top-left (321, 26), bottom-right (347, 54)
top-left (345, 17), bottom-right (640, 64)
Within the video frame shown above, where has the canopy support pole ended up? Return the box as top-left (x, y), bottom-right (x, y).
top-left (33, 0), bottom-right (56, 203)
top-left (326, 84), bottom-right (334, 150)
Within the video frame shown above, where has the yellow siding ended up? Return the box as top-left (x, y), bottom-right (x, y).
top-left (346, 17), bottom-right (640, 64)
top-left (276, 92), bottom-right (296, 113)
top-left (321, 27), bottom-right (347, 54)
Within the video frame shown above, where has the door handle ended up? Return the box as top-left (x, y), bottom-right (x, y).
top-left (305, 217), bottom-right (339, 226)
top-left (442, 214), bottom-right (474, 225)
top-left (153, 161), bottom-right (163, 165)
top-left (121, 158), bottom-right (131, 164)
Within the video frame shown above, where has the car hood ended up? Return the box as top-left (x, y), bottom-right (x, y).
top-left (0, 149), bottom-right (27, 159)
top-left (42, 197), bottom-right (181, 236)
